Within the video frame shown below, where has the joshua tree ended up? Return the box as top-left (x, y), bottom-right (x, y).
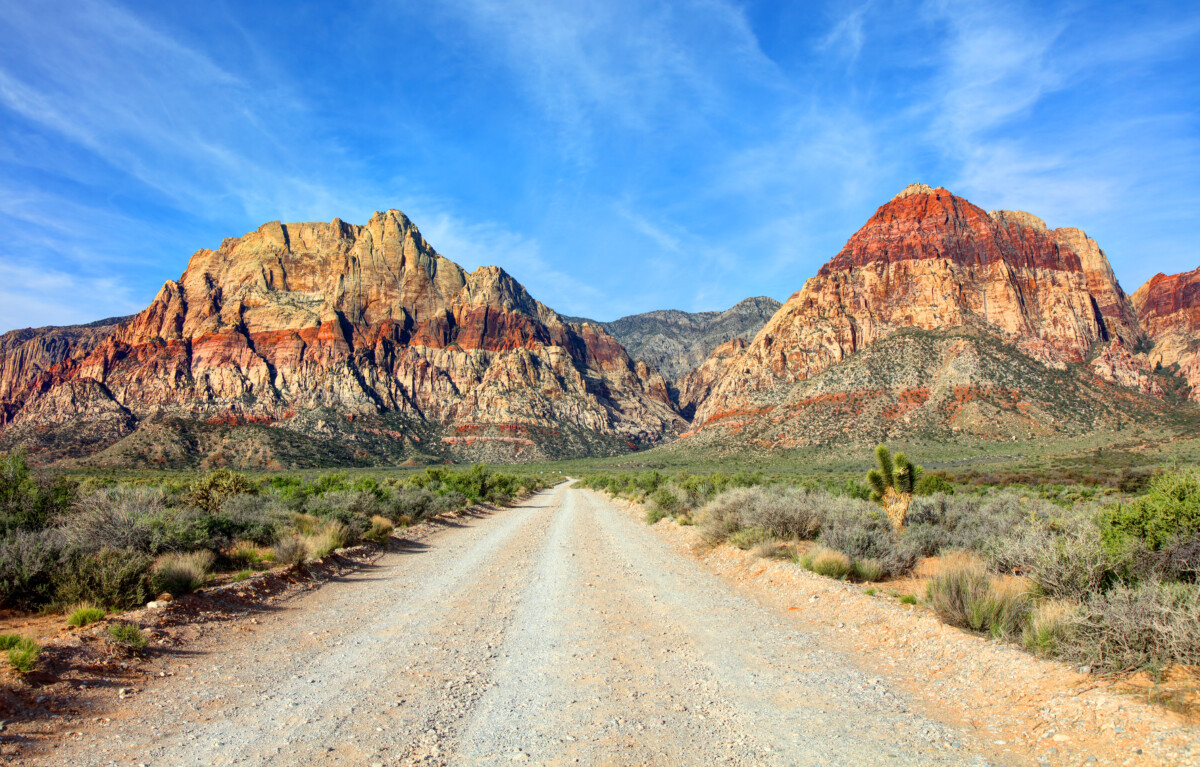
top-left (866, 444), bottom-right (922, 533)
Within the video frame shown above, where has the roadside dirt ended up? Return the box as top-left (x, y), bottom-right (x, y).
top-left (5, 483), bottom-right (1197, 765)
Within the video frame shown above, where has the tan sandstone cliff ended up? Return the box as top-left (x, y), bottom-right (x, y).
top-left (0, 211), bottom-right (684, 464)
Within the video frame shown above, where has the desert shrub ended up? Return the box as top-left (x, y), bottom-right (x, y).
top-left (219, 494), bottom-right (286, 546)
top-left (1022, 600), bottom-right (1077, 657)
top-left (809, 547), bottom-right (852, 579)
top-left (728, 526), bottom-right (771, 550)
top-left (430, 491), bottom-right (468, 516)
top-left (1063, 581), bottom-right (1200, 672)
top-left (151, 551), bottom-right (214, 596)
top-left (644, 507), bottom-right (667, 525)
top-left (928, 553), bottom-right (992, 631)
top-left (995, 523), bottom-right (1118, 601)
top-left (304, 490), bottom-right (380, 537)
top-left (388, 488), bottom-right (435, 521)
top-left (648, 486), bottom-right (684, 515)
top-left (1076, 581), bottom-right (1200, 669)
top-left (53, 548), bottom-right (153, 609)
top-left (1123, 533), bottom-right (1200, 584)
top-left (6, 635), bottom-right (39, 673)
top-left (853, 558), bottom-right (886, 582)
top-left (818, 506), bottom-right (918, 578)
top-left (62, 486), bottom-right (165, 553)
top-left (106, 622), bottom-right (148, 650)
top-left (304, 521), bottom-right (349, 559)
top-left (67, 605), bottom-right (106, 627)
top-left (185, 469), bottom-right (258, 514)
top-left (273, 535), bottom-right (308, 566)
top-left (0, 529), bottom-right (64, 609)
top-left (915, 474), bottom-right (954, 496)
top-left (697, 486), bottom-right (827, 546)
top-left (1099, 470), bottom-right (1200, 552)
top-left (696, 488), bottom-right (751, 544)
top-left (0, 450), bottom-right (74, 535)
top-left (907, 491), bottom-right (1058, 558)
top-left (364, 515), bottom-right (395, 544)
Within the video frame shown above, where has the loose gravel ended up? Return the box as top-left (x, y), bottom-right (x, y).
top-left (17, 482), bottom-right (1193, 766)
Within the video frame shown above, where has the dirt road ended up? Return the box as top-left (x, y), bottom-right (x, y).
top-left (25, 483), bottom-right (1119, 765)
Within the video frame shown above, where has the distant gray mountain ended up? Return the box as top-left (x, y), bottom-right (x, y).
top-left (567, 296), bottom-right (782, 384)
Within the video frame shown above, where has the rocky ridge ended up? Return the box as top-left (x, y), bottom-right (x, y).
top-left (568, 296), bottom-right (781, 385)
top-left (0, 211), bottom-right (684, 465)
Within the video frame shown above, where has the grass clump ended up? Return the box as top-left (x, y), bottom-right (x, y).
top-left (106, 622), bottom-right (147, 650)
top-left (67, 605), bottom-right (106, 627)
top-left (809, 546), bottom-right (852, 579)
top-left (5, 635), bottom-right (39, 673)
top-left (852, 558), bottom-right (886, 582)
top-left (364, 515), bottom-right (395, 544)
top-left (898, 594), bottom-right (918, 605)
top-left (863, 587), bottom-right (878, 596)
top-left (304, 521), bottom-right (349, 559)
top-left (1022, 600), bottom-right (1077, 657)
top-left (728, 526), bottom-right (771, 550)
top-left (231, 569), bottom-right (253, 582)
top-left (928, 553), bottom-right (1033, 639)
top-left (644, 507), bottom-right (668, 525)
top-left (272, 535), bottom-right (308, 566)
top-left (151, 550), bottom-right (214, 596)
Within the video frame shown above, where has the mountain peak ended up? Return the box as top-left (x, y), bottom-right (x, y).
top-left (988, 209), bottom-right (1048, 231)
top-left (891, 182), bottom-right (938, 200)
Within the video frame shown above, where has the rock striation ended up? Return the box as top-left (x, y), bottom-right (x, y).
top-left (690, 185), bottom-right (1164, 443)
top-left (1133, 267), bottom-right (1200, 400)
top-left (0, 211), bottom-right (684, 464)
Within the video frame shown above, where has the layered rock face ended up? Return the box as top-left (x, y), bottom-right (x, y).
top-left (0, 211), bottom-right (683, 463)
top-left (675, 337), bottom-right (747, 421)
top-left (571, 297), bottom-right (781, 384)
top-left (1133, 267), bottom-right (1200, 400)
top-left (692, 184), bottom-right (1154, 439)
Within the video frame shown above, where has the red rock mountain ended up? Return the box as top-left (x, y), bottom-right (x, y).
top-left (687, 184), bottom-right (1171, 445)
top-left (0, 211), bottom-right (683, 465)
top-left (1133, 267), bottom-right (1200, 400)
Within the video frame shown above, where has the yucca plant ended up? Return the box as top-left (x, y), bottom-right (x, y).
top-left (866, 444), bottom-right (922, 532)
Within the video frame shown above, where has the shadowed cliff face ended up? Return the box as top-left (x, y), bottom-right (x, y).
top-left (689, 184), bottom-right (1161, 439)
top-left (1134, 267), bottom-right (1200, 401)
top-left (0, 210), bottom-right (683, 463)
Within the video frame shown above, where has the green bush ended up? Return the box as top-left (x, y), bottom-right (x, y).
top-left (915, 474), bottom-right (955, 496)
top-left (53, 548), bottom-right (153, 610)
top-left (644, 507), bottom-right (667, 525)
top-left (0, 529), bottom-right (64, 609)
top-left (106, 622), bottom-right (148, 650)
top-left (648, 487), bottom-right (682, 514)
top-left (185, 469), bottom-right (258, 514)
top-left (1099, 470), bottom-right (1200, 551)
top-left (0, 450), bottom-right (75, 536)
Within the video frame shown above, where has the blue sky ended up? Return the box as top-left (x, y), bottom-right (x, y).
top-left (1, 0), bottom-right (1198, 332)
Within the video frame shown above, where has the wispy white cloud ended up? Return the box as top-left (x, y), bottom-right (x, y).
top-left (817, 3), bottom-right (870, 63)
top-left (0, 261), bottom-right (143, 330)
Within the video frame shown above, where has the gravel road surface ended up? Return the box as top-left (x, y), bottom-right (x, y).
top-left (30, 483), bottom-right (1013, 766)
